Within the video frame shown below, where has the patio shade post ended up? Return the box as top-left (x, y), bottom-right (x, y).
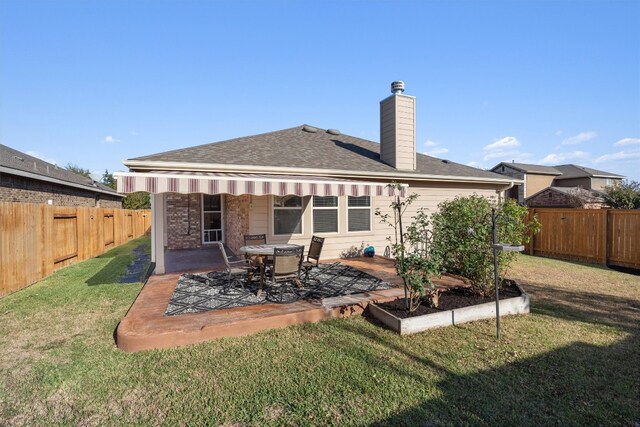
top-left (491, 208), bottom-right (500, 340)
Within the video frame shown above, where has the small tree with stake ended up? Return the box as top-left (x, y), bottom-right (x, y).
top-left (375, 183), bottom-right (441, 313)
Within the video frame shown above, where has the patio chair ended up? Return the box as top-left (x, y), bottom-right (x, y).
top-left (302, 235), bottom-right (325, 281)
top-left (244, 233), bottom-right (267, 246)
top-left (265, 245), bottom-right (304, 303)
top-left (216, 242), bottom-right (253, 294)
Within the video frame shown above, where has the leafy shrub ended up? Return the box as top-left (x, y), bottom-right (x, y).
top-left (602, 180), bottom-right (640, 209)
top-left (431, 195), bottom-right (539, 296)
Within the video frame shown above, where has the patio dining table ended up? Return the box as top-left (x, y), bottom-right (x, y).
top-left (239, 244), bottom-right (302, 295)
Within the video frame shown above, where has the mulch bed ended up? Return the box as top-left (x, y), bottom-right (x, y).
top-left (376, 279), bottom-right (521, 319)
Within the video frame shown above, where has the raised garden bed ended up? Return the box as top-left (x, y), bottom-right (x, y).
top-left (368, 280), bottom-right (529, 334)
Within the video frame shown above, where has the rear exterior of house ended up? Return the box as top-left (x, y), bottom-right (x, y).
top-left (0, 144), bottom-right (124, 207)
top-left (116, 82), bottom-right (520, 274)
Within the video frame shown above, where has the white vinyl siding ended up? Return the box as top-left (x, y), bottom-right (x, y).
top-left (312, 196), bottom-right (338, 234)
top-left (273, 195), bottom-right (302, 235)
top-left (348, 196), bottom-right (371, 232)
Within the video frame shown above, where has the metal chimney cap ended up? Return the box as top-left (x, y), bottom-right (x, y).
top-left (391, 81), bottom-right (405, 94)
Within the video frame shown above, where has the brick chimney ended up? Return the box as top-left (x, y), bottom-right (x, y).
top-left (379, 81), bottom-right (416, 171)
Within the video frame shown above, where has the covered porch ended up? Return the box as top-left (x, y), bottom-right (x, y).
top-left (115, 170), bottom-right (407, 275)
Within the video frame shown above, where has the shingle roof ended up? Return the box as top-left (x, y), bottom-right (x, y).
top-left (0, 144), bottom-right (123, 197)
top-left (127, 125), bottom-right (509, 181)
top-left (492, 162), bottom-right (562, 175)
top-left (552, 164), bottom-right (625, 180)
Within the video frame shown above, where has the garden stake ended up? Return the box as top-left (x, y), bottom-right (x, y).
top-left (492, 208), bottom-right (501, 340)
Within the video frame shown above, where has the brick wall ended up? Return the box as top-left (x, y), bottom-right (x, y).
top-left (166, 193), bottom-right (203, 250)
top-left (224, 194), bottom-right (250, 255)
top-left (526, 188), bottom-right (605, 209)
top-left (0, 174), bottom-right (122, 208)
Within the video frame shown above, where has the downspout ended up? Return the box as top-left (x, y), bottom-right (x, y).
top-left (497, 181), bottom-right (515, 203)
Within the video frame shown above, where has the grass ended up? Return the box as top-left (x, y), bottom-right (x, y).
top-left (1, 237), bottom-right (638, 426)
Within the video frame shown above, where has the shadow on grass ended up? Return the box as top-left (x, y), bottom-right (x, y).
top-left (365, 333), bottom-right (639, 425)
top-left (84, 239), bottom-right (150, 286)
top-left (326, 273), bottom-right (640, 424)
top-left (84, 256), bottom-right (131, 286)
top-left (522, 282), bottom-right (640, 333)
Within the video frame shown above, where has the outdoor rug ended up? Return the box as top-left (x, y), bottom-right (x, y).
top-left (164, 262), bottom-right (393, 316)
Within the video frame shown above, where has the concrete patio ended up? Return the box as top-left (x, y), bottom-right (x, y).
top-left (116, 253), bottom-right (465, 352)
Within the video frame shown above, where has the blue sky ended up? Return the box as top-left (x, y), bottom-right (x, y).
top-left (1, 0), bottom-right (639, 180)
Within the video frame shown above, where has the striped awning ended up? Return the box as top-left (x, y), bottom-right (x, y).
top-left (114, 171), bottom-right (408, 197)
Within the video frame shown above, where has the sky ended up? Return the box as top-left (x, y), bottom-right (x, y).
top-left (1, 0), bottom-right (639, 181)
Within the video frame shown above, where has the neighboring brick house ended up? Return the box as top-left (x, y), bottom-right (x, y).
top-left (491, 162), bottom-right (624, 207)
top-left (525, 186), bottom-right (605, 208)
top-left (0, 144), bottom-right (124, 207)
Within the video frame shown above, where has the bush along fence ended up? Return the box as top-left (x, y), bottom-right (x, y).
top-left (526, 208), bottom-right (640, 269)
top-left (0, 202), bottom-right (151, 296)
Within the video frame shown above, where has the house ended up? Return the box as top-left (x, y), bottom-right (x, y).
top-left (491, 161), bottom-right (624, 205)
top-left (489, 162), bottom-right (562, 204)
top-left (115, 81), bottom-right (520, 274)
top-left (551, 164), bottom-right (624, 192)
top-left (0, 144), bottom-right (124, 207)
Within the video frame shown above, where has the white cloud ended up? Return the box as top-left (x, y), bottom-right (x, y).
top-left (539, 151), bottom-right (590, 165)
top-left (613, 137), bottom-right (640, 147)
top-left (102, 135), bottom-right (120, 144)
top-left (555, 130), bottom-right (563, 136)
top-left (483, 136), bottom-right (520, 152)
top-left (595, 150), bottom-right (640, 163)
top-left (562, 131), bottom-right (597, 145)
top-left (422, 140), bottom-right (449, 157)
top-left (130, 131), bottom-right (139, 136)
top-left (25, 150), bottom-right (58, 165)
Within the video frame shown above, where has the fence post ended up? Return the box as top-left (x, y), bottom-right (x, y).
top-left (529, 208), bottom-right (536, 256)
top-left (602, 209), bottom-right (609, 265)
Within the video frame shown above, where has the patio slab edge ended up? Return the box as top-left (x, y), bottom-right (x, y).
top-left (116, 274), bottom-right (405, 353)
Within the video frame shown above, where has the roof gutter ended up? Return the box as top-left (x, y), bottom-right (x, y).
top-left (0, 166), bottom-right (125, 198)
top-left (121, 160), bottom-right (523, 186)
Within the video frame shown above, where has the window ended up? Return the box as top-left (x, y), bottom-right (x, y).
top-left (273, 195), bottom-right (302, 235)
top-left (348, 196), bottom-right (371, 232)
top-left (312, 196), bottom-right (338, 233)
top-left (202, 195), bottom-right (223, 243)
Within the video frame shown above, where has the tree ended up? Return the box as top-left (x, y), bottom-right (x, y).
top-left (65, 163), bottom-right (91, 178)
top-left (602, 180), bottom-right (640, 209)
top-left (565, 187), bottom-right (600, 208)
top-left (375, 183), bottom-right (442, 313)
top-left (123, 192), bottom-right (151, 209)
top-left (101, 169), bottom-right (116, 189)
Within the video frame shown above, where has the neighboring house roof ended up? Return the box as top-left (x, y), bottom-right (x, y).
top-left (525, 186), bottom-right (604, 202)
top-left (0, 144), bottom-right (124, 197)
top-left (491, 162), bottom-right (562, 176)
top-left (552, 164), bottom-right (625, 180)
top-left (125, 125), bottom-right (514, 184)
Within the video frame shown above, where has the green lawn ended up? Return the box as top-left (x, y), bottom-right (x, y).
top-left (1, 236), bottom-right (638, 426)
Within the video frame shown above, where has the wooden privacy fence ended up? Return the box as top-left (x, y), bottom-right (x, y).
top-left (0, 203), bottom-right (151, 296)
top-left (526, 208), bottom-right (640, 269)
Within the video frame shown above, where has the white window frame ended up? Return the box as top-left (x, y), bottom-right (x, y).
top-left (201, 194), bottom-right (224, 244)
top-left (347, 195), bottom-right (372, 233)
top-left (271, 195), bottom-right (304, 236)
top-left (311, 196), bottom-right (340, 235)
